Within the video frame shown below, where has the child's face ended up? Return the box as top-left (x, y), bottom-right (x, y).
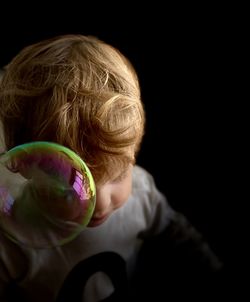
top-left (87, 164), bottom-right (133, 227)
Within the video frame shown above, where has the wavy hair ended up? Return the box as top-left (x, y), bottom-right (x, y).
top-left (0, 35), bottom-right (145, 184)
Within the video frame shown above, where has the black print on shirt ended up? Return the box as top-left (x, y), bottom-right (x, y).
top-left (56, 251), bottom-right (128, 302)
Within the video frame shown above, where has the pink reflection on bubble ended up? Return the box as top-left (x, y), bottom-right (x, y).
top-left (73, 171), bottom-right (87, 203)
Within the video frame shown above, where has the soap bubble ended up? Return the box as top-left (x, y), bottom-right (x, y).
top-left (0, 141), bottom-right (96, 248)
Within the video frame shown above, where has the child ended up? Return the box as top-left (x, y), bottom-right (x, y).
top-left (0, 34), bottom-right (223, 301)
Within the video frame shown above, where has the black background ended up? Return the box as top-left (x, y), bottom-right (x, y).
top-left (0, 4), bottom-right (246, 296)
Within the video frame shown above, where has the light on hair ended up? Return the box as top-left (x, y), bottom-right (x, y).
top-left (0, 35), bottom-right (145, 184)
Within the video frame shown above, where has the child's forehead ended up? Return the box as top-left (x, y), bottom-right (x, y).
top-left (95, 164), bottom-right (133, 186)
top-left (94, 161), bottom-right (133, 186)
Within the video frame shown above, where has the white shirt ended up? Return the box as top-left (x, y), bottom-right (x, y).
top-left (0, 162), bottom-right (176, 302)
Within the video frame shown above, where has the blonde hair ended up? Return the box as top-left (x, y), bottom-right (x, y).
top-left (0, 35), bottom-right (145, 184)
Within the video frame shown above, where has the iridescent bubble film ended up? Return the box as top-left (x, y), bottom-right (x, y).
top-left (0, 142), bottom-right (96, 248)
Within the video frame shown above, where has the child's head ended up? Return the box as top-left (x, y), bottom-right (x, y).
top-left (0, 34), bottom-right (145, 187)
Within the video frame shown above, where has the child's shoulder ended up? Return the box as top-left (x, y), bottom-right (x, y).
top-left (132, 165), bottom-right (156, 192)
